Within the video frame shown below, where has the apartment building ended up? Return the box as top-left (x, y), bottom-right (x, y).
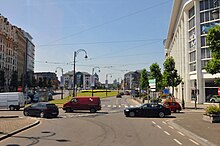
top-left (0, 14), bottom-right (35, 91)
top-left (165, 0), bottom-right (220, 103)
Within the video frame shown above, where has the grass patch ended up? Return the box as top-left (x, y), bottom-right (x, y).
top-left (50, 90), bottom-right (118, 107)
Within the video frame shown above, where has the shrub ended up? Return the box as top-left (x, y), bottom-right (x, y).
top-left (205, 105), bottom-right (220, 115)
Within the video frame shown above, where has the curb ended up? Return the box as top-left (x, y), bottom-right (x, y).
top-left (167, 119), bottom-right (216, 146)
top-left (0, 120), bottom-right (40, 141)
top-left (0, 115), bottom-right (19, 118)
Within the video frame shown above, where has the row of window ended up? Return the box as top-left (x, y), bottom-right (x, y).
top-left (200, 0), bottom-right (219, 11)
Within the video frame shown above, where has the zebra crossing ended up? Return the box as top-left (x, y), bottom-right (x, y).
top-left (101, 104), bottom-right (139, 108)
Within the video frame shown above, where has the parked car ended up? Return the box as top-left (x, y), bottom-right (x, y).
top-left (163, 101), bottom-right (182, 113)
top-left (116, 93), bottom-right (122, 98)
top-left (210, 95), bottom-right (220, 103)
top-left (23, 102), bottom-right (59, 118)
top-left (63, 97), bottom-right (101, 113)
top-left (124, 103), bottom-right (171, 118)
top-left (131, 90), bottom-right (139, 97)
top-left (124, 91), bottom-right (130, 95)
top-left (0, 92), bottom-right (25, 110)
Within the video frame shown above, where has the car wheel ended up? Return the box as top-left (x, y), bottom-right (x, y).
top-left (129, 111), bottom-right (135, 117)
top-left (23, 110), bottom-right (29, 116)
top-left (158, 112), bottom-right (165, 118)
top-left (9, 106), bottom-right (15, 111)
top-left (211, 100), bottom-right (215, 103)
top-left (90, 108), bottom-right (96, 113)
top-left (40, 112), bottom-right (44, 118)
top-left (175, 109), bottom-right (180, 113)
top-left (66, 107), bottom-right (72, 113)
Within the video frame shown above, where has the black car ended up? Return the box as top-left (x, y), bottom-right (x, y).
top-left (23, 102), bottom-right (59, 118)
top-left (124, 103), bottom-right (171, 118)
top-left (116, 93), bottom-right (122, 98)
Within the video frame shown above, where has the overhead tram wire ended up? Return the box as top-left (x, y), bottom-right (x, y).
top-left (43, 0), bottom-right (172, 44)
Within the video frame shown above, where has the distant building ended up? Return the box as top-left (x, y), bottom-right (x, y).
top-left (63, 70), bottom-right (100, 90)
top-left (34, 72), bottom-right (58, 89)
top-left (124, 70), bottom-right (142, 90)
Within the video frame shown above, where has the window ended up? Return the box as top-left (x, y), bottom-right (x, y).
top-left (200, 12), bottom-right (205, 22)
top-left (200, 1), bottom-right (205, 11)
top-left (190, 63), bottom-right (196, 71)
top-left (189, 18), bottom-right (195, 29)
top-left (205, 11), bottom-right (210, 21)
top-left (189, 7), bottom-right (195, 18)
top-left (201, 48), bottom-right (211, 59)
top-left (205, 0), bottom-right (209, 10)
top-left (202, 60), bottom-right (209, 68)
top-left (190, 51), bottom-right (196, 62)
top-left (201, 36), bottom-right (206, 47)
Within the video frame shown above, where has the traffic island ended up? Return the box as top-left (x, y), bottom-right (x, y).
top-left (203, 114), bottom-right (220, 123)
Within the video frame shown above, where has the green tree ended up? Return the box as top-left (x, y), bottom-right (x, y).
top-left (205, 25), bottom-right (220, 75)
top-left (149, 63), bottom-right (163, 91)
top-left (163, 56), bottom-right (182, 95)
top-left (140, 69), bottom-right (149, 93)
top-left (0, 70), bottom-right (5, 92)
top-left (10, 71), bottom-right (18, 91)
top-left (38, 77), bottom-right (43, 88)
top-left (43, 77), bottom-right (47, 88)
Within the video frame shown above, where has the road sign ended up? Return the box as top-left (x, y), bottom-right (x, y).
top-left (218, 87), bottom-right (220, 95)
top-left (149, 79), bottom-right (156, 91)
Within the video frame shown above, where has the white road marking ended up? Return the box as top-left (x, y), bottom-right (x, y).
top-left (107, 105), bottom-right (111, 108)
top-left (130, 105), bottom-right (134, 108)
top-left (178, 131), bottom-right (185, 136)
top-left (152, 121), bottom-right (156, 125)
top-left (162, 121), bottom-right (167, 125)
top-left (169, 126), bottom-right (174, 129)
top-left (189, 139), bottom-right (200, 145)
top-left (113, 105), bottom-right (117, 108)
top-left (164, 131), bottom-right (170, 135)
top-left (102, 105), bottom-right (106, 107)
top-left (173, 139), bottom-right (182, 145)
top-left (157, 125), bottom-right (162, 129)
top-left (124, 105), bottom-right (128, 108)
top-left (118, 105), bottom-right (121, 108)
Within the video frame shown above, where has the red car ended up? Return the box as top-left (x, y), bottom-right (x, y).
top-left (163, 101), bottom-right (182, 113)
top-left (63, 97), bottom-right (101, 113)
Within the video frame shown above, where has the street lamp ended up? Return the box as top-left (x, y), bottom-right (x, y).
top-left (91, 67), bottom-right (100, 97)
top-left (73, 49), bottom-right (88, 97)
top-left (55, 67), bottom-right (64, 99)
top-left (105, 73), bottom-right (112, 97)
top-left (181, 82), bottom-right (185, 109)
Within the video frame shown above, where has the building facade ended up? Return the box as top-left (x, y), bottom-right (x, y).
top-left (124, 70), bottom-right (142, 90)
top-left (34, 72), bottom-right (58, 89)
top-left (165, 0), bottom-right (220, 103)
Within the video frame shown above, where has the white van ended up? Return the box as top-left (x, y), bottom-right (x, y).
top-left (0, 92), bottom-right (25, 110)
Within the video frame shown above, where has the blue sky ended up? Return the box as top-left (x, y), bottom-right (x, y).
top-left (0, 0), bottom-right (173, 83)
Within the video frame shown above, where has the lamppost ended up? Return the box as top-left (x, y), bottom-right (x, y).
top-left (105, 73), bottom-right (112, 97)
top-left (91, 67), bottom-right (100, 97)
top-left (55, 67), bottom-right (64, 99)
top-left (73, 49), bottom-right (88, 97)
top-left (181, 82), bottom-right (185, 109)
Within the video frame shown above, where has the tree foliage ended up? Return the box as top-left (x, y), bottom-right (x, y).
top-left (205, 25), bottom-right (220, 74)
top-left (163, 57), bottom-right (182, 95)
top-left (149, 63), bottom-right (163, 91)
top-left (0, 70), bottom-right (5, 91)
top-left (10, 71), bottom-right (18, 91)
top-left (140, 69), bottom-right (149, 92)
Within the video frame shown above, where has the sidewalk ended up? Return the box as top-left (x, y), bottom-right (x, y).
top-left (0, 116), bottom-right (40, 141)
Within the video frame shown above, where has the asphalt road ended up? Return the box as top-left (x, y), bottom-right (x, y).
top-left (0, 96), bottom-right (203, 146)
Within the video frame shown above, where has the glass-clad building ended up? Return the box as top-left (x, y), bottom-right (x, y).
top-left (165, 0), bottom-right (220, 103)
